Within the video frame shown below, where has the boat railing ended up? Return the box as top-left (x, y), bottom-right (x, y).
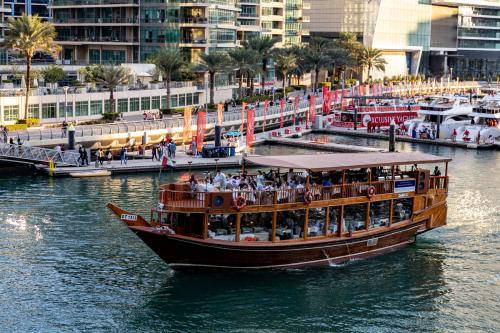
top-left (160, 177), bottom-right (447, 209)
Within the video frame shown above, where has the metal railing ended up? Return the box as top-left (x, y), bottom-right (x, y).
top-left (0, 143), bottom-right (80, 166)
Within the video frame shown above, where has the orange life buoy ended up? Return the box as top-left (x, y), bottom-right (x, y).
top-left (304, 191), bottom-right (313, 204)
top-left (235, 195), bottom-right (246, 210)
top-left (367, 186), bottom-right (376, 198)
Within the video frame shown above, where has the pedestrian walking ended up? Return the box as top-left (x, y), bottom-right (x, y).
top-left (77, 146), bottom-right (84, 166)
top-left (151, 145), bottom-right (157, 161)
top-left (170, 141), bottom-right (176, 159)
top-left (120, 146), bottom-right (128, 165)
top-left (98, 148), bottom-right (104, 166)
top-left (106, 149), bottom-right (112, 164)
top-left (82, 149), bottom-right (89, 166)
top-left (158, 143), bottom-right (164, 160)
top-left (61, 121), bottom-right (68, 138)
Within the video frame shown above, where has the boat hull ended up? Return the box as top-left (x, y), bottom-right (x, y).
top-left (128, 222), bottom-right (422, 270)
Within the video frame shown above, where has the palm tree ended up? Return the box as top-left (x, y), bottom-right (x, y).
top-left (151, 47), bottom-right (184, 110)
top-left (95, 66), bottom-right (130, 113)
top-left (243, 36), bottom-right (277, 92)
top-left (359, 47), bottom-right (387, 81)
top-left (1, 14), bottom-right (60, 119)
top-left (228, 48), bottom-right (260, 99)
top-left (274, 52), bottom-right (297, 92)
top-left (304, 50), bottom-right (331, 91)
top-left (198, 52), bottom-right (231, 105)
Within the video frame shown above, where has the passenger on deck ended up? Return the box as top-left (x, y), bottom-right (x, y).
top-left (433, 166), bottom-right (441, 176)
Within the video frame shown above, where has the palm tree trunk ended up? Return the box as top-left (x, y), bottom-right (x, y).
top-left (209, 72), bottom-right (215, 105)
top-left (250, 75), bottom-right (254, 94)
top-left (24, 54), bottom-right (31, 120)
top-left (288, 75), bottom-right (291, 88)
top-left (110, 89), bottom-right (115, 113)
top-left (238, 73), bottom-right (243, 100)
top-left (166, 75), bottom-right (171, 110)
top-left (297, 75), bottom-right (301, 86)
top-left (282, 72), bottom-right (286, 93)
top-left (261, 59), bottom-right (267, 92)
top-left (315, 68), bottom-right (320, 91)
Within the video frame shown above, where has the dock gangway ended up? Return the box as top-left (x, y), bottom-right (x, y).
top-left (0, 143), bottom-right (80, 166)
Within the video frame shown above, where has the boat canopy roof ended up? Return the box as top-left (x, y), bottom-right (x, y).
top-left (224, 131), bottom-right (242, 137)
top-left (245, 152), bottom-right (451, 172)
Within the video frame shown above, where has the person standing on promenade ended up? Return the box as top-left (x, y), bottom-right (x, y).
top-left (120, 147), bottom-right (128, 165)
top-left (106, 149), bottom-right (112, 164)
top-left (77, 146), bottom-right (83, 166)
top-left (82, 149), bottom-right (89, 166)
top-left (61, 121), bottom-right (68, 138)
top-left (170, 141), bottom-right (176, 159)
top-left (152, 145), bottom-right (158, 161)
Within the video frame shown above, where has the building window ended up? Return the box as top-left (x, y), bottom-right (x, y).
top-left (42, 103), bottom-right (57, 119)
top-left (186, 93), bottom-right (193, 105)
top-left (161, 96), bottom-right (167, 109)
top-left (75, 101), bottom-right (89, 117)
top-left (89, 49), bottom-right (100, 64)
top-left (4, 105), bottom-right (19, 121)
top-left (178, 94), bottom-right (186, 107)
top-left (102, 50), bottom-right (126, 64)
top-left (90, 100), bottom-right (102, 115)
top-left (118, 99), bottom-right (128, 113)
top-left (28, 104), bottom-right (39, 119)
top-left (393, 198), bottom-right (413, 224)
top-left (170, 95), bottom-right (178, 108)
top-left (129, 98), bottom-right (139, 112)
top-left (344, 203), bottom-right (367, 231)
top-left (104, 100), bottom-right (111, 113)
top-left (370, 201), bottom-right (391, 229)
top-left (152, 96), bottom-right (160, 109)
top-left (59, 102), bottom-right (73, 118)
top-left (193, 93), bottom-right (199, 105)
top-left (141, 97), bottom-right (151, 111)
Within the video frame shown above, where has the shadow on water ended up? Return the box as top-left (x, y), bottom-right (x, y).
top-left (123, 241), bottom-right (449, 333)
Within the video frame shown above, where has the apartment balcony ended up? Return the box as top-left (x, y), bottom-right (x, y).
top-left (51, 0), bottom-right (139, 8)
top-left (52, 17), bottom-right (139, 26)
top-left (239, 12), bottom-right (259, 19)
top-left (239, 0), bottom-right (259, 4)
top-left (239, 23), bottom-right (262, 32)
top-left (56, 36), bottom-right (139, 45)
top-left (179, 16), bottom-right (209, 27)
top-left (179, 38), bottom-right (208, 48)
top-left (178, 0), bottom-right (209, 7)
top-left (302, 2), bottom-right (310, 10)
top-left (301, 29), bottom-right (309, 36)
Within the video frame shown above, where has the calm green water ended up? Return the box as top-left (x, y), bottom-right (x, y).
top-left (0, 137), bottom-right (499, 333)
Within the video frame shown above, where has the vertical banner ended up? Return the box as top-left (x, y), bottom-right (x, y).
top-left (263, 99), bottom-right (268, 133)
top-left (293, 96), bottom-right (299, 125)
top-left (196, 111), bottom-right (206, 153)
top-left (325, 91), bottom-right (333, 115)
top-left (322, 86), bottom-right (328, 114)
top-left (246, 108), bottom-right (255, 148)
top-left (183, 107), bottom-right (192, 145)
top-left (341, 89), bottom-right (347, 110)
top-left (358, 85), bottom-right (364, 97)
top-left (279, 98), bottom-right (285, 128)
top-left (333, 90), bottom-right (339, 116)
top-left (217, 103), bottom-right (223, 125)
top-left (240, 102), bottom-right (247, 132)
top-left (372, 84), bottom-right (377, 97)
top-left (309, 95), bottom-right (316, 124)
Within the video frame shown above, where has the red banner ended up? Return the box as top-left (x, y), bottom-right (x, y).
top-left (358, 85), bottom-right (364, 97)
top-left (279, 98), bottom-right (285, 128)
top-left (324, 91), bottom-right (333, 115)
top-left (246, 108), bottom-right (255, 148)
top-left (360, 111), bottom-right (418, 127)
top-left (263, 99), bottom-right (268, 133)
top-left (322, 86), bottom-right (329, 114)
top-left (293, 96), bottom-right (299, 124)
top-left (341, 89), bottom-right (347, 110)
top-left (240, 102), bottom-right (247, 132)
top-left (309, 95), bottom-right (316, 123)
top-left (333, 90), bottom-right (338, 106)
top-left (217, 103), bottom-right (223, 125)
top-left (196, 111), bottom-right (206, 152)
top-left (183, 107), bottom-right (192, 145)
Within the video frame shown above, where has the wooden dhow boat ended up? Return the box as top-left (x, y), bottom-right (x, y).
top-left (107, 152), bottom-right (451, 270)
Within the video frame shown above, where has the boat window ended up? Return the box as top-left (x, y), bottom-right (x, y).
top-left (276, 210), bottom-right (306, 240)
top-left (151, 210), bottom-right (159, 224)
top-left (327, 206), bottom-right (342, 236)
top-left (208, 214), bottom-right (237, 241)
top-left (344, 203), bottom-right (367, 232)
top-left (369, 201), bottom-right (390, 229)
top-left (240, 212), bottom-right (273, 241)
top-left (392, 198), bottom-right (413, 223)
top-left (174, 213), bottom-right (204, 237)
top-left (308, 208), bottom-right (326, 237)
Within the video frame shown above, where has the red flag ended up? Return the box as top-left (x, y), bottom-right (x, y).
top-left (358, 85), bottom-right (363, 97)
top-left (279, 98), bottom-right (285, 128)
top-left (246, 108), bottom-right (255, 148)
top-left (217, 103), bottom-right (223, 125)
top-left (333, 90), bottom-right (339, 106)
top-left (240, 102), bottom-right (247, 132)
top-left (322, 86), bottom-right (329, 114)
top-left (263, 99), bottom-right (268, 133)
top-left (293, 96), bottom-right (299, 124)
top-left (341, 89), bottom-right (347, 111)
top-left (309, 95), bottom-right (316, 123)
top-left (325, 91), bottom-right (333, 115)
top-left (196, 111), bottom-right (206, 152)
top-left (183, 107), bottom-right (192, 145)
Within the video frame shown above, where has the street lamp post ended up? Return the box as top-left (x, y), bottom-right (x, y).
top-left (63, 86), bottom-right (69, 122)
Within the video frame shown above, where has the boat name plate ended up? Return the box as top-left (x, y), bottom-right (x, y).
top-left (121, 214), bottom-right (137, 221)
top-left (367, 238), bottom-right (378, 247)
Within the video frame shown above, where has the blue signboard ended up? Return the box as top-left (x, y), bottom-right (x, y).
top-left (394, 179), bottom-right (416, 193)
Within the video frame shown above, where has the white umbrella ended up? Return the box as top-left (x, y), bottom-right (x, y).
top-left (21, 75), bottom-right (26, 89)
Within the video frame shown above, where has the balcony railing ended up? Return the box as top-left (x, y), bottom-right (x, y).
top-left (52, 0), bottom-right (139, 5)
top-left (160, 177), bottom-right (448, 210)
top-left (56, 36), bottom-right (139, 43)
top-left (53, 17), bottom-right (139, 24)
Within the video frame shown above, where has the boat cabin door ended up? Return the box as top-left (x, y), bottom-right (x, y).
top-left (151, 209), bottom-right (171, 226)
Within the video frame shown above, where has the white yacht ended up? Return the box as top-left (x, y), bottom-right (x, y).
top-left (404, 95), bottom-right (473, 139)
top-left (455, 94), bottom-right (500, 144)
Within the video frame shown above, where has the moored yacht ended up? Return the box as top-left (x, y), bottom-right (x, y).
top-left (455, 94), bottom-right (500, 144)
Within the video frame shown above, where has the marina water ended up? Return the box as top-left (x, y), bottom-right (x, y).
top-left (0, 137), bottom-right (498, 332)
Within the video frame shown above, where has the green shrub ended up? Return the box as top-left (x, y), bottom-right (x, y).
top-left (103, 112), bottom-right (120, 121)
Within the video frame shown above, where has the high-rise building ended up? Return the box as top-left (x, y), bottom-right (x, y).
top-left (430, 0), bottom-right (500, 79)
